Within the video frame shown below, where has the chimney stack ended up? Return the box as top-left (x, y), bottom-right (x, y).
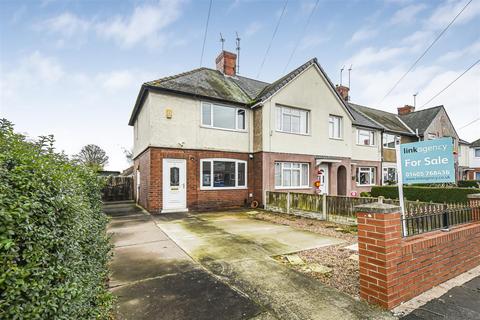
top-left (336, 85), bottom-right (350, 101)
top-left (397, 105), bottom-right (415, 115)
top-left (215, 51), bottom-right (237, 76)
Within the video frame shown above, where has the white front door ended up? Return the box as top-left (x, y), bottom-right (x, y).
top-left (162, 159), bottom-right (187, 213)
top-left (318, 164), bottom-right (329, 195)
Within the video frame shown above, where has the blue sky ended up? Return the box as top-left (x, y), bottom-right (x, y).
top-left (1, 0), bottom-right (479, 170)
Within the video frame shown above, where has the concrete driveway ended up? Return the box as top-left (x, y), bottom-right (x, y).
top-left (107, 203), bottom-right (394, 320)
top-left (153, 210), bottom-right (394, 320)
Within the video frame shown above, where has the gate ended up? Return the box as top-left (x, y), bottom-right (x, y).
top-left (102, 176), bottom-right (134, 201)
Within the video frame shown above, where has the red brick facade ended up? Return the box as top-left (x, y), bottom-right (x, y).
top-left (357, 204), bottom-right (480, 309)
top-left (134, 147), bottom-right (254, 213)
top-left (134, 147), bottom-right (382, 213)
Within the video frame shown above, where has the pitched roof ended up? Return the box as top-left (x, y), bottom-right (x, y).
top-left (459, 138), bottom-right (470, 145)
top-left (348, 103), bottom-right (413, 135)
top-left (471, 138), bottom-right (480, 147)
top-left (399, 106), bottom-right (443, 135)
top-left (345, 104), bottom-right (382, 129)
top-left (129, 68), bottom-right (269, 125)
top-left (145, 67), bottom-right (267, 104)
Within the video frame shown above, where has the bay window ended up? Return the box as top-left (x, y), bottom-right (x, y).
top-left (275, 162), bottom-right (309, 188)
top-left (356, 167), bottom-right (376, 186)
top-left (276, 105), bottom-right (309, 134)
top-left (382, 133), bottom-right (400, 149)
top-left (329, 115), bottom-right (342, 139)
top-left (201, 102), bottom-right (246, 131)
top-left (201, 159), bottom-right (247, 189)
top-left (357, 129), bottom-right (375, 146)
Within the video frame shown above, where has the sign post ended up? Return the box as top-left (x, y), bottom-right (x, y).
top-left (396, 137), bottom-right (455, 236)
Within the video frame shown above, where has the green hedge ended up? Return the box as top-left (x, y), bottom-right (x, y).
top-left (458, 180), bottom-right (480, 188)
top-left (0, 119), bottom-right (113, 319)
top-left (370, 185), bottom-right (480, 203)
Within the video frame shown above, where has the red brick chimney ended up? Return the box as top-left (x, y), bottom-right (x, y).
top-left (397, 105), bottom-right (415, 115)
top-left (335, 85), bottom-right (350, 101)
top-left (215, 51), bottom-right (236, 76)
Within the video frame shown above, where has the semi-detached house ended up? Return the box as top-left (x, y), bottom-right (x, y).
top-left (128, 51), bottom-right (459, 213)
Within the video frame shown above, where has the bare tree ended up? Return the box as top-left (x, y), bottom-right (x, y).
top-left (74, 144), bottom-right (109, 170)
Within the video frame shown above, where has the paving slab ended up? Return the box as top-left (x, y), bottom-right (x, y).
top-left (109, 222), bottom-right (170, 247)
top-left (110, 241), bottom-right (195, 287)
top-left (112, 269), bottom-right (261, 320)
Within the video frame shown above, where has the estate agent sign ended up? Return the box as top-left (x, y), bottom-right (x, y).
top-left (395, 137), bottom-right (455, 236)
top-left (398, 137), bottom-right (455, 184)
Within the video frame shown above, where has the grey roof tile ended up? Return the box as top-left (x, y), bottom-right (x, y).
top-left (471, 138), bottom-right (480, 147)
top-left (348, 103), bottom-right (413, 134)
top-left (399, 106), bottom-right (443, 134)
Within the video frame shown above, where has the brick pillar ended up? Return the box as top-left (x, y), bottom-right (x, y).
top-left (467, 193), bottom-right (480, 221)
top-left (355, 202), bottom-right (402, 309)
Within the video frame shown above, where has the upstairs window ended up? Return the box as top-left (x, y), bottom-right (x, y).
top-left (357, 129), bottom-right (375, 146)
top-left (276, 105), bottom-right (309, 134)
top-left (383, 133), bottom-right (400, 149)
top-left (201, 102), bottom-right (246, 131)
top-left (475, 148), bottom-right (480, 158)
top-left (329, 115), bottom-right (342, 139)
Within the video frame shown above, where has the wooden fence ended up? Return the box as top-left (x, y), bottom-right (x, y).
top-left (102, 176), bottom-right (134, 202)
top-left (265, 191), bottom-right (456, 225)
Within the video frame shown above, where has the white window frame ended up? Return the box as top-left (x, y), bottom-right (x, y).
top-left (476, 172), bottom-right (480, 180)
top-left (382, 133), bottom-right (400, 149)
top-left (275, 105), bottom-right (310, 135)
top-left (475, 148), bottom-right (480, 158)
top-left (274, 162), bottom-right (310, 189)
top-left (382, 166), bottom-right (397, 185)
top-left (200, 158), bottom-right (247, 190)
top-left (357, 167), bottom-right (376, 186)
top-left (201, 102), bottom-right (247, 132)
top-left (357, 129), bottom-right (375, 146)
top-left (329, 115), bottom-right (343, 139)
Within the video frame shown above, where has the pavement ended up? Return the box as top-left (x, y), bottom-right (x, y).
top-left (107, 203), bottom-right (395, 320)
top-left (401, 276), bottom-right (480, 320)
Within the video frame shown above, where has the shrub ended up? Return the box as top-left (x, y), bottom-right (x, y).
top-left (0, 119), bottom-right (113, 319)
top-left (360, 192), bottom-right (371, 197)
top-left (458, 180), bottom-right (480, 188)
top-left (370, 185), bottom-right (480, 203)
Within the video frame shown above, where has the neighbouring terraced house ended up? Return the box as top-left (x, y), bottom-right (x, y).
top-left (129, 50), bottom-right (466, 213)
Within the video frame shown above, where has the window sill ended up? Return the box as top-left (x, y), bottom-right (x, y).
top-left (275, 186), bottom-right (311, 190)
top-left (275, 130), bottom-right (310, 136)
top-left (200, 125), bottom-right (248, 133)
top-left (356, 144), bottom-right (376, 147)
top-left (356, 184), bottom-right (376, 187)
top-left (329, 137), bottom-right (343, 141)
top-left (200, 186), bottom-right (248, 191)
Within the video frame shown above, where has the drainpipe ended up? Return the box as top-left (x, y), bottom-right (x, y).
top-left (415, 128), bottom-right (420, 141)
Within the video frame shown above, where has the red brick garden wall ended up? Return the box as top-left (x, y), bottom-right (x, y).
top-left (357, 203), bottom-right (480, 309)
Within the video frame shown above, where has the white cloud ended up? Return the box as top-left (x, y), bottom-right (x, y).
top-left (348, 46), bottom-right (408, 68)
top-left (38, 0), bottom-right (184, 49)
top-left (97, 0), bottom-right (183, 48)
top-left (244, 21), bottom-right (262, 37)
top-left (390, 4), bottom-right (427, 25)
top-left (437, 40), bottom-right (480, 62)
top-left (426, 0), bottom-right (480, 30)
top-left (347, 27), bottom-right (379, 45)
top-left (42, 12), bottom-right (91, 37)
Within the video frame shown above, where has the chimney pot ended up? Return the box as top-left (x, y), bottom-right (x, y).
top-left (335, 85), bottom-right (350, 101)
top-left (398, 105), bottom-right (415, 115)
top-left (215, 51), bottom-right (237, 76)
